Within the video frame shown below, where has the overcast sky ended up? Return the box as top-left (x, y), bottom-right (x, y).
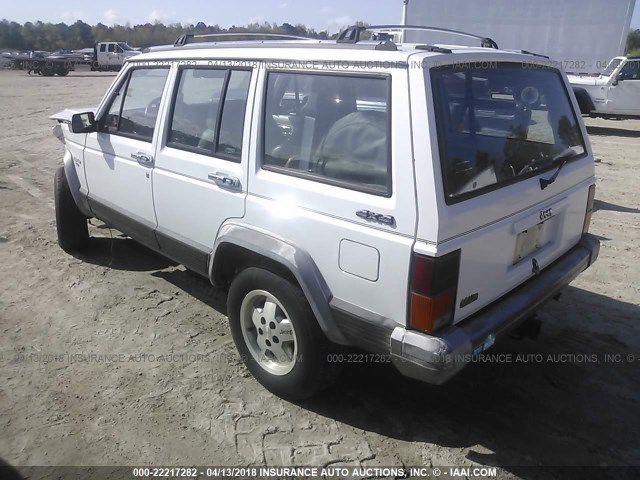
top-left (2, 0), bottom-right (640, 33)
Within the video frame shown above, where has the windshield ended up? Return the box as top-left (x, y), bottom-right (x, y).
top-left (430, 63), bottom-right (586, 203)
top-left (602, 58), bottom-right (623, 76)
top-left (118, 42), bottom-right (133, 51)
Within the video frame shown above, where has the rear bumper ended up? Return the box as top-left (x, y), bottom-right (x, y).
top-left (390, 233), bottom-right (600, 384)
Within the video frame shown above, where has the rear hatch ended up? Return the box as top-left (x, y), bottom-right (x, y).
top-left (425, 59), bottom-right (595, 324)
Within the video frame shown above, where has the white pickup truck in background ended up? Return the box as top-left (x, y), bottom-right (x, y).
top-left (569, 56), bottom-right (640, 119)
top-left (90, 41), bottom-right (140, 71)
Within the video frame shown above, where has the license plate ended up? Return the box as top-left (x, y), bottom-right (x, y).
top-left (513, 222), bottom-right (545, 264)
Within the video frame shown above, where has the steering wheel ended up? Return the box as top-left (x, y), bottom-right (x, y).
top-left (144, 97), bottom-right (162, 118)
top-left (502, 154), bottom-right (527, 178)
top-left (504, 153), bottom-right (552, 178)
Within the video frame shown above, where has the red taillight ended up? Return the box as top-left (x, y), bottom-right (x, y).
top-left (583, 184), bottom-right (596, 233)
top-left (409, 250), bottom-right (460, 333)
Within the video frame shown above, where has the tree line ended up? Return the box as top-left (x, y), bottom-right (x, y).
top-left (1, 18), bottom-right (639, 54)
top-left (628, 29), bottom-right (640, 55)
top-left (0, 19), bottom-right (335, 51)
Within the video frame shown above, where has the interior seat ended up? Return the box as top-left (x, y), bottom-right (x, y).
top-left (314, 110), bottom-right (388, 189)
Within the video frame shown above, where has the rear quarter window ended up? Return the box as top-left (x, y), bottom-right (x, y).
top-left (262, 72), bottom-right (391, 196)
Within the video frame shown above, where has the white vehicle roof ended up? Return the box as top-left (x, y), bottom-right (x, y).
top-left (133, 39), bottom-right (549, 66)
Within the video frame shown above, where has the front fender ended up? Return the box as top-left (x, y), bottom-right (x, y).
top-left (62, 146), bottom-right (92, 217)
top-left (571, 87), bottom-right (596, 114)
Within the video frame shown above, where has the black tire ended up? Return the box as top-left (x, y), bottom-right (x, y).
top-left (41, 66), bottom-right (55, 77)
top-left (54, 166), bottom-right (89, 252)
top-left (227, 267), bottom-right (340, 400)
top-left (56, 69), bottom-right (69, 77)
top-left (572, 87), bottom-right (594, 115)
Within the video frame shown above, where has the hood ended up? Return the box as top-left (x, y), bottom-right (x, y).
top-left (567, 74), bottom-right (608, 86)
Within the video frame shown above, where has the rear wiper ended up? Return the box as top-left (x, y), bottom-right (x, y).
top-left (540, 149), bottom-right (578, 190)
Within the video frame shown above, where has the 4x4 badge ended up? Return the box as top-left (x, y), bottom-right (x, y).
top-left (355, 209), bottom-right (395, 227)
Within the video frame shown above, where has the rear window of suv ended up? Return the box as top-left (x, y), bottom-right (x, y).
top-left (430, 63), bottom-right (586, 203)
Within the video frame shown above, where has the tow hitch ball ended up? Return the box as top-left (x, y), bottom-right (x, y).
top-left (509, 314), bottom-right (542, 339)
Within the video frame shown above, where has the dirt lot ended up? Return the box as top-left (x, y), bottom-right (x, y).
top-left (0, 69), bottom-right (639, 478)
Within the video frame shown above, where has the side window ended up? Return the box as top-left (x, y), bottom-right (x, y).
top-left (107, 43), bottom-right (115, 53)
top-left (618, 61), bottom-right (640, 81)
top-left (167, 68), bottom-right (251, 161)
top-left (263, 72), bottom-right (391, 196)
top-left (100, 68), bottom-right (169, 142)
top-left (99, 44), bottom-right (106, 53)
top-left (217, 70), bottom-right (251, 157)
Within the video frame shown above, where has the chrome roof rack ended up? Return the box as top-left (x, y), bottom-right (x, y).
top-left (174, 32), bottom-right (314, 46)
top-left (337, 24), bottom-right (499, 49)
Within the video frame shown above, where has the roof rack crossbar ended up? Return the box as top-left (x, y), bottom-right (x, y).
top-left (174, 32), bottom-right (313, 47)
top-left (337, 24), bottom-right (499, 49)
top-left (515, 49), bottom-right (550, 59)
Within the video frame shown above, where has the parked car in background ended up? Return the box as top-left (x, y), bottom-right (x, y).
top-left (3, 50), bottom-right (74, 76)
top-left (569, 56), bottom-right (640, 119)
top-left (29, 50), bottom-right (51, 58)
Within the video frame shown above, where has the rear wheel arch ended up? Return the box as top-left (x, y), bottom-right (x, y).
top-left (211, 242), bottom-right (297, 287)
top-left (209, 225), bottom-right (348, 345)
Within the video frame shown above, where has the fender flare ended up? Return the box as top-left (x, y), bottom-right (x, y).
top-left (210, 223), bottom-right (349, 345)
top-left (571, 87), bottom-right (595, 115)
top-left (62, 147), bottom-right (93, 217)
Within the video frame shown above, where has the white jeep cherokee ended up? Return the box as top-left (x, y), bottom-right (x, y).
top-left (51, 26), bottom-right (599, 399)
top-left (569, 55), bottom-right (640, 119)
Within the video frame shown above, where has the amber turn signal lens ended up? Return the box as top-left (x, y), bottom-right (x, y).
top-left (410, 289), bottom-right (456, 333)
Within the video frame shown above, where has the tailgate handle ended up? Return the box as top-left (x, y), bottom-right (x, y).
top-left (532, 258), bottom-right (540, 275)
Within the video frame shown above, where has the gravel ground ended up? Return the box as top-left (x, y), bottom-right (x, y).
top-left (0, 69), bottom-right (639, 479)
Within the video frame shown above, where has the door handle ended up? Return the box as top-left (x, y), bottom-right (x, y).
top-left (208, 173), bottom-right (240, 189)
top-left (131, 152), bottom-right (153, 164)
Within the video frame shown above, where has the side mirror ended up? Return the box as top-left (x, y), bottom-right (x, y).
top-left (70, 112), bottom-right (97, 133)
top-left (613, 74), bottom-right (627, 86)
